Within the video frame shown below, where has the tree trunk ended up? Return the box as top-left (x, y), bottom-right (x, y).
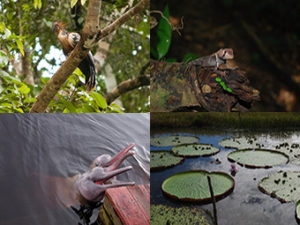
top-left (150, 60), bottom-right (260, 112)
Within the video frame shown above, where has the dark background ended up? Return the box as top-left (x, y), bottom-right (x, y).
top-left (151, 0), bottom-right (300, 111)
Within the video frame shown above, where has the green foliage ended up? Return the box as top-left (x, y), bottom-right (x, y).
top-left (47, 70), bottom-right (122, 113)
top-left (0, 67), bottom-right (123, 113)
top-left (215, 77), bottom-right (232, 93)
top-left (151, 5), bottom-right (172, 60)
top-left (182, 53), bottom-right (199, 63)
top-left (71, 0), bottom-right (78, 8)
top-left (0, 22), bottom-right (25, 57)
top-left (0, 71), bottom-right (34, 113)
top-left (0, 0), bottom-right (149, 113)
top-left (33, 0), bottom-right (42, 9)
top-left (0, 51), bottom-right (9, 68)
top-left (106, 9), bottom-right (150, 112)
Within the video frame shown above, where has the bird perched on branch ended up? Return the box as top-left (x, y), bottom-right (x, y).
top-left (53, 22), bottom-right (96, 92)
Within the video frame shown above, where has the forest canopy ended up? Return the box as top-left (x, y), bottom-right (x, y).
top-left (0, 0), bottom-right (150, 113)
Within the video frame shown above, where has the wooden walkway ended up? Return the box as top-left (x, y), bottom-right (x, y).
top-left (98, 184), bottom-right (150, 225)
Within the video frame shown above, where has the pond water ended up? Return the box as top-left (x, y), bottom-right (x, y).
top-left (151, 128), bottom-right (300, 225)
top-left (0, 114), bottom-right (149, 225)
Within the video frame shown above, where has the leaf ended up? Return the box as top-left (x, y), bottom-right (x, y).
top-left (81, 0), bottom-right (87, 5)
top-left (165, 58), bottom-right (177, 62)
top-left (15, 39), bottom-right (24, 56)
top-left (71, 0), bottom-right (78, 8)
top-left (0, 22), bottom-right (5, 32)
top-left (22, 3), bottom-right (30, 11)
top-left (82, 104), bottom-right (95, 113)
top-left (228, 149), bottom-right (288, 168)
top-left (65, 101), bottom-right (77, 113)
top-left (14, 108), bottom-right (24, 113)
top-left (18, 85), bottom-right (30, 95)
top-left (172, 143), bottom-right (220, 157)
top-left (40, 77), bottom-right (50, 84)
top-left (156, 5), bottom-right (172, 60)
top-left (151, 135), bottom-right (199, 147)
top-left (0, 103), bottom-right (12, 108)
top-left (90, 92), bottom-right (108, 109)
top-left (33, 0), bottom-right (42, 9)
top-left (0, 51), bottom-right (9, 68)
top-left (110, 103), bottom-right (124, 110)
top-left (182, 53), bottom-right (198, 63)
top-left (227, 88), bottom-right (232, 93)
top-left (0, 28), bottom-right (12, 39)
top-left (162, 170), bottom-right (234, 202)
top-left (23, 97), bottom-right (36, 104)
top-left (0, 73), bottom-right (23, 85)
top-left (150, 46), bottom-right (158, 59)
top-left (216, 77), bottom-right (221, 82)
top-left (38, 0), bottom-right (42, 9)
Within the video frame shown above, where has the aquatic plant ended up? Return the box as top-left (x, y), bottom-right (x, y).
top-left (227, 149), bottom-right (289, 168)
top-left (272, 143), bottom-right (300, 165)
top-left (296, 200), bottom-right (300, 223)
top-left (150, 135), bottom-right (199, 147)
top-left (172, 143), bottom-right (220, 157)
top-left (150, 204), bottom-right (212, 225)
top-left (162, 170), bottom-right (234, 202)
top-left (259, 171), bottom-right (300, 224)
top-left (150, 150), bottom-right (184, 171)
top-left (259, 171), bottom-right (300, 203)
top-left (219, 137), bottom-right (263, 149)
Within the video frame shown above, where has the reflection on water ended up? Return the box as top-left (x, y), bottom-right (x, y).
top-left (0, 114), bottom-right (149, 225)
top-left (151, 128), bottom-right (300, 225)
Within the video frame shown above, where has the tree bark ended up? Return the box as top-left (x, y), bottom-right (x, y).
top-left (30, 0), bottom-right (149, 113)
top-left (106, 74), bottom-right (150, 105)
top-left (150, 60), bottom-right (260, 112)
top-left (21, 49), bottom-right (35, 86)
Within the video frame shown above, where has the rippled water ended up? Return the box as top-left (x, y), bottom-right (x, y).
top-left (0, 113), bottom-right (149, 225)
top-left (151, 128), bottom-right (300, 225)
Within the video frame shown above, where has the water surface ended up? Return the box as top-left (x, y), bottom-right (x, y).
top-left (151, 128), bottom-right (300, 225)
top-left (0, 113), bottom-right (149, 225)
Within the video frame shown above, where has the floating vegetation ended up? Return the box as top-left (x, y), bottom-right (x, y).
top-left (172, 143), bottom-right (220, 157)
top-left (258, 171), bottom-right (300, 203)
top-left (259, 171), bottom-right (300, 224)
top-left (296, 200), bottom-right (300, 223)
top-left (227, 149), bottom-right (289, 168)
top-left (150, 135), bottom-right (199, 147)
top-left (150, 204), bottom-right (212, 225)
top-left (219, 137), bottom-right (264, 149)
top-left (273, 143), bottom-right (300, 165)
top-left (162, 170), bottom-right (234, 202)
top-left (150, 151), bottom-right (184, 171)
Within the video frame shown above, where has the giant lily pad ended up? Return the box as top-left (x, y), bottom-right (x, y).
top-left (296, 200), bottom-right (300, 222)
top-left (151, 135), bottom-right (199, 147)
top-left (162, 170), bottom-right (234, 202)
top-left (150, 204), bottom-right (212, 225)
top-left (273, 143), bottom-right (300, 165)
top-left (258, 171), bottom-right (300, 203)
top-left (172, 143), bottom-right (220, 157)
top-left (219, 137), bottom-right (264, 149)
top-left (227, 149), bottom-right (289, 168)
top-left (150, 150), bottom-right (184, 171)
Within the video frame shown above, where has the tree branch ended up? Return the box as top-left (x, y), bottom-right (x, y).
top-left (30, 0), bottom-right (149, 113)
top-left (97, 0), bottom-right (149, 41)
top-left (106, 74), bottom-right (150, 105)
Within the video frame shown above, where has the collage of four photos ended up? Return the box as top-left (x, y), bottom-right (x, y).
top-left (0, 0), bottom-right (300, 224)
